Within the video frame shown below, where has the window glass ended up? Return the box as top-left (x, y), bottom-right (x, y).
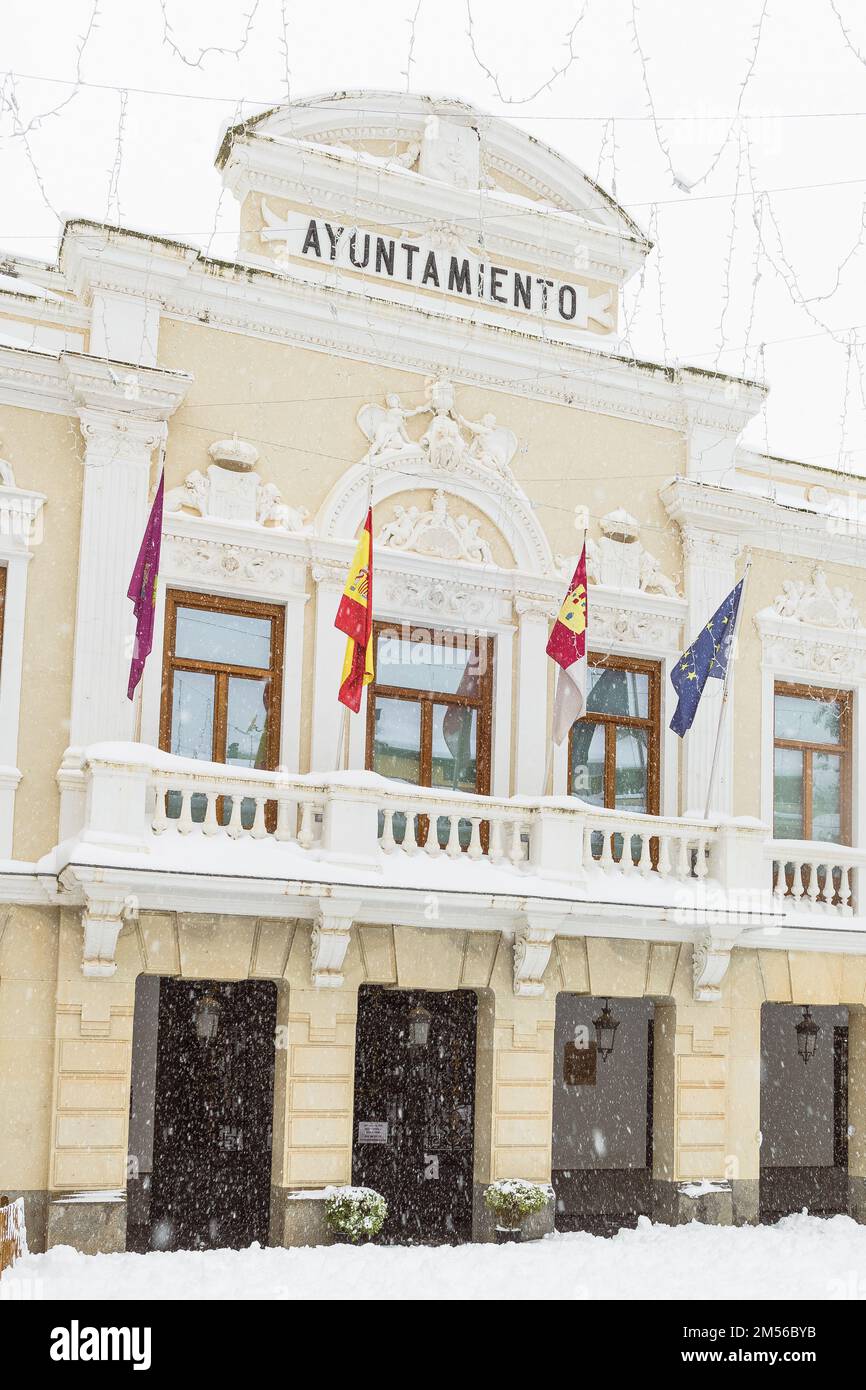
top-left (571, 722), bottom-right (605, 805)
top-left (812, 751), bottom-right (842, 844)
top-left (226, 678), bottom-right (270, 771)
top-left (375, 632), bottom-right (480, 696)
top-left (431, 704), bottom-right (477, 793)
top-left (372, 697), bottom-right (422, 783)
top-left (170, 670), bottom-right (215, 761)
top-left (775, 693), bottom-right (841, 745)
top-left (614, 727), bottom-right (649, 813)
top-left (175, 606), bottom-right (272, 669)
top-left (773, 746), bottom-right (804, 839)
top-left (587, 665), bottom-right (648, 718)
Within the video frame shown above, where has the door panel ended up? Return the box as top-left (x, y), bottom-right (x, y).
top-left (352, 987), bottom-right (477, 1244)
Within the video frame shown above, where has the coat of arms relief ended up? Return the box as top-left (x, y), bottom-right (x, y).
top-left (356, 377), bottom-right (519, 481)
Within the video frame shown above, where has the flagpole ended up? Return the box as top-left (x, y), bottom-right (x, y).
top-left (702, 553), bottom-right (752, 820)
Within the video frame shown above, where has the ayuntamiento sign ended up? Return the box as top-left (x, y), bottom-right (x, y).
top-left (261, 209), bottom-right (614, 332)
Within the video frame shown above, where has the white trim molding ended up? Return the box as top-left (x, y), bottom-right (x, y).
top-left (0, 457), bottom-right (46, 856)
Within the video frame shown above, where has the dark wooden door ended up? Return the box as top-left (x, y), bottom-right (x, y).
top-left (149, 978), bottom-right (277, 1251)
top-left (352, 987), bottom-right (477, 1244)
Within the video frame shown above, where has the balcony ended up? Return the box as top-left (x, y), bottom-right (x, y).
top-left (36, 743), bottom-right (866, 983)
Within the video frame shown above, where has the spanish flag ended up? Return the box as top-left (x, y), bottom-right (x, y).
top-left (335, 507), bottom-right (374, 712)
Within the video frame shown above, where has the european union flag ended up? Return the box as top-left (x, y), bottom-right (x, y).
top-left (670, 580), bottom-right (744, 737)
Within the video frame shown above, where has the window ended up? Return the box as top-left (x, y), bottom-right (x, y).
top-left (773, 684), bottom-right (851, 844)
top-left (160, 591), bottom-right (284, 822)
top-left (569, 655), bottom-right (661, 814)
top-left (366, 623), bottom-right (493, 795)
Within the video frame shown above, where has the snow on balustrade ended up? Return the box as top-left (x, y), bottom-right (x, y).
top-left (53, 743), bottom-right (808, 921)
top-left (768, 839), bottom-right (866, 917)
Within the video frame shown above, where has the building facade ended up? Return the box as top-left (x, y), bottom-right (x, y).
top-left (2, 91), bottom-right (866, 1252)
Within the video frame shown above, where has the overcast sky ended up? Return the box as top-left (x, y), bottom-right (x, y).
top-left (3, 0), bottom-right (866, 472)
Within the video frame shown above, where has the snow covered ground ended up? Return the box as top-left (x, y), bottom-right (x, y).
top-left (3, 1214), bottom-right (866, 1301)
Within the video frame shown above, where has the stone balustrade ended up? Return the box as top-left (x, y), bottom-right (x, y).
top-left (768, 839), bottom-right (866, 917)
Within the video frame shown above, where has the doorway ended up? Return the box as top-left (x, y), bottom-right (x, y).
top-left (552, 994), bottom-right (655, 1235)
top-left (127, 976), bottom-right (277, 1252)
top-left (352, 986), bottom-right (477, 1244)
top-left (759, 1002), bottom-right (849, 1222)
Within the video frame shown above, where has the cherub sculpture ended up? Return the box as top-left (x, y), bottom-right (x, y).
top-left (458, 411), bottom-right (518, 478)
top-left (356, 393), bottom-right (429, 457)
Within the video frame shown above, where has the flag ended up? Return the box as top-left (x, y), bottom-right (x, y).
top-left (547, 545), bottom-right (589, 745)
top-left (335, 506), bottom-right (374, 712)
top-left (670, 579), bottom-right (743, 737)
top-left (126, 472), bottom-right (164, 700)
top-left (442, 646), bottom-right (481, 786)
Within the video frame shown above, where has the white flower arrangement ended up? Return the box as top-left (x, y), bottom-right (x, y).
top-left (483, 1179), bottom-right (554, 1230)
top-left (324, 1186), bottom-right (388, 1243)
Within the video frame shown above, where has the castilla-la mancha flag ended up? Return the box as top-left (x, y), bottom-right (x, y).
top-left (335, 507), bottom-right (374, 712)
top-left (126, 472), bottom-right (164, 700)
top-left (547, 544), bottom-right (589, 744)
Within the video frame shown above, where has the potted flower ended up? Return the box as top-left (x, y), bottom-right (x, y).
top-left (324, 1186), bottom-right (388, 1245)
top-left (484, 1179), bottom-right (553, 1243)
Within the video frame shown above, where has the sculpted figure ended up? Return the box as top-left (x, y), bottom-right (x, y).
top-left (165, 470), bottom-right (209, 516)
top-left (639, 549), bottom-right (679, 597)
top-left (458, 412), bottom-right (518, 477)
top-left (379, 503), bottom-right (421, 548)
top-left (357, 394), bottom-right (429, 457)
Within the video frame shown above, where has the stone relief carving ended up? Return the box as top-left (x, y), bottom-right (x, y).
top-left (378, 488), bottom-right (495, 564)
top-left (418, 116), bottom-right (480, 188)
top-left (768, 566), bottom-right (862, 630)
top-left (168, 534), bottom-right (295, 591)
top-left (0, 451), bottom-right (15, 487)
top-left (381, 571), bottom-right (494, 624)
top-left (165, 436), bottom-right (310, 533)
top-left (356, 377), bottom-right (519, 482)
top-left (556, 509), bottom-right (679, 597)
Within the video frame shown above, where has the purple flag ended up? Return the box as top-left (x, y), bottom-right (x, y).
top-left (126, 472), bottom-right (164, 700)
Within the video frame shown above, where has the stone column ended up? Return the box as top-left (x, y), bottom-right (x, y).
top-left (680, 527), bottom-right (740, 816)
top-left (310, 561), bottom-right (349, 775)
top-left (652, 999), bottom-right (736, 1225)
top-left (59, 356), bottom-right (190, 838)
top-left (269, 923), bottom-right (359, 1247)
top-left (472, 951), bottom-right (557, 1241)
top-left (514, 597), bottom-right (551, 795)
top-left (46, 908), bottom-right (136, 1253)
top-left (848, 1006), bottom-right (866, 1222)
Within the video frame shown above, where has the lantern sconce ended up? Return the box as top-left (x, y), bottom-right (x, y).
top-left (593, 998), bottom-right (620, 1061)
top-left (194, 992), bottom-right (222, 1046)
top-left (407, 1003), bottom-right (432, 1048)
top-left (795, 1005), bottom-right (820, 1065)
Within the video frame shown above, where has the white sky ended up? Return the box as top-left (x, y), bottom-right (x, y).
top-left (3, 0), bottom-right (866, 469)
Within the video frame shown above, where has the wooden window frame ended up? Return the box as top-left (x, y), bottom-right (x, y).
top-left (365, 621), bottom-right (494, 796)
top-left (160, 588), bottom-right (285, 771)
top-left (568, 652), bottom-right (661, 815)
top-left (773, 681), bottom-right (852, 844)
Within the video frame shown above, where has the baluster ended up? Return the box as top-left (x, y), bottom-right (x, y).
top-left (508, 819), bottom-right (524, 866)
top-left (771, 859), bottom-right (785, 902)
top-left (275, 798), bottom-right (293, 842)
top-left (656, 832), bottom-right (672, 879)
top-left (251, 796), bottom-right (268, 839)
top-left (202, 789), bottom-right (219, 836)
top-left (695, 836), bottom-right (709, 879)
top-left (843, 864), bottom-right (855, 916)
top-left (176, 787), bottom-right (194, 835)
top-left (467, 817), bottom-right (483, 860)
top-left (676, 836), bottom-right (690, 880)
top-left (400, 810), bottom-right (417, 854)
top-left (790, 858), bottom-right (804, 904)
top-left (599, 827), bottom-right (615, 869)
top-left (805, 860), bottom-right (820, 910)
top-left (445, 815), bottom-right (462, 858)
top-left (637, 832), bottom-right (653, 876)
top-left (380, 807), bottom-right (396, 853)
top-left (152, 781), bottom-right (167, 834)
top-left (584, 824), bottom-right (595, 864)
top-left (298, 800), bottom-right (315, 849)
top-left (226, 794), bottom-right (244, 839)
top-left (488, 818), bottom-right (505, 865)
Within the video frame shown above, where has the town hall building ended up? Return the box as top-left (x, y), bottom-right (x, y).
top-left (1, 91), bottom-right (866, 1251)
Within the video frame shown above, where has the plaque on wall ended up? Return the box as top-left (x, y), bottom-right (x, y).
top-left (358, 1121), bottom-right (389, 1144)
top-left (564, 1040), bottom-right (597, 1086)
